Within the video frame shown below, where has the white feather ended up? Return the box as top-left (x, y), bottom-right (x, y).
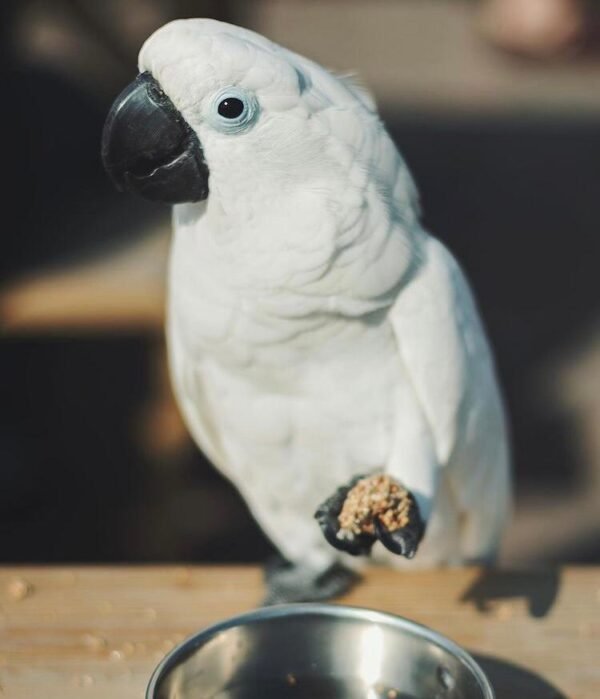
top-left (141, 19), bottom-right (511, 572)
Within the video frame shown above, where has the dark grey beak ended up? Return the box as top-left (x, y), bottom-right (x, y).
top-left (101, 72), bottom-right (209, 204)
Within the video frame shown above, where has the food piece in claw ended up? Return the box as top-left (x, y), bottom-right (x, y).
top-left (315, 472), bottom-right (425, 559)
top-left (338, 474), bottom-right (416, 541)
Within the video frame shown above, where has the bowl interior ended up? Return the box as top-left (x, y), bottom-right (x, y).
top-left (150, 607), bottom-right (491, 699)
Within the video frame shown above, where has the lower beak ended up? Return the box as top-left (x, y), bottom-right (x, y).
top-left (101, 72), bottom-right (209, 204)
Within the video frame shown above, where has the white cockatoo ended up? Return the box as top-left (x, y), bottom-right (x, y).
top-left (102, 19), bottom-right (511, 602)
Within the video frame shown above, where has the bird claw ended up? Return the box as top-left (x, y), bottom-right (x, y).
top-left (314, 475), bottom-right (376, 556)
top-left (373, 516), bottom-right (424, 559)
top-left (314, 474), bottom-right (425, 559)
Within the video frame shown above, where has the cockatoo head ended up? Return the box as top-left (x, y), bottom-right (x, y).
top-left (102, 19), bottom-right (395, 208)
top-left (103, 19), bottom-right (420, 301)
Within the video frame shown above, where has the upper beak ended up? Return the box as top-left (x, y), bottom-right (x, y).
top-left (101, 72), bottom-right (209, 204)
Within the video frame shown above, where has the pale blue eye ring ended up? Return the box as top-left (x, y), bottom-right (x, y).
top-left (207, 87), bottom-right (259, 134)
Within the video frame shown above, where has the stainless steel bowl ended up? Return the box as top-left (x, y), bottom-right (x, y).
top-left (147, 604), bottom-right (494, 699)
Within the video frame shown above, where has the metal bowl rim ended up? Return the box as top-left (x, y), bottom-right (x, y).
top-left (146, 602), bottom-right (495, 699)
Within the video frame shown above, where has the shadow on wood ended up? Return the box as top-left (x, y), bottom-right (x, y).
top-left (474, 654), bottom-right (567, 699)
top-left (461, 568), bottom-right (561, 618)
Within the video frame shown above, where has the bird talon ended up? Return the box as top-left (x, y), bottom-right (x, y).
top-left (373, 514), bottom-right (424, 559)
top-left (314, 474), bottom-right (375, 556)
top-left (316, 473), bottom-right (426, 559)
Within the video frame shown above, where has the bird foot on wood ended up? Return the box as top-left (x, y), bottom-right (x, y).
top-left (262, 556), bottom-right (359, 605)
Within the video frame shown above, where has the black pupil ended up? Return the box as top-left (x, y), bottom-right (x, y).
top-left (218, 97), bottom-right (245, 119)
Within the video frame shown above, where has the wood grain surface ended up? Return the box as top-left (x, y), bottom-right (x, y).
top-left (0, 566), bottom-right (598, 698)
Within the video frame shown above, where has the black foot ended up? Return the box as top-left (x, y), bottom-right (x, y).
top-left (314, 475), bottom-right (376, 556)
top-left (314, 474), bottom-right (425, 559)
top-left (263, 557), bottom-right (359, 605)
top-left (374, 514), bottom-right (424, 559)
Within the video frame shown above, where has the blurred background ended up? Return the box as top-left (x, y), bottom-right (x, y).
top-left (1, 0), bottom-right (599, 566)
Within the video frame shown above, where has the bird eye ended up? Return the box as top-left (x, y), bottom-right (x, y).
top-left (208, 87), bottom-right (258, 134)
top-left (217, 97), bottom-right (244, 119)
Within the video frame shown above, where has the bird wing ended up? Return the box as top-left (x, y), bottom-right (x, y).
top-left (388, 233), bottom-right (510, 557)
top-left (389, 233), bottom-right (496, 465)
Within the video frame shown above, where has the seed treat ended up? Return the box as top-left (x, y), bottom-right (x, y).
top-left (337, 474), bottom-right (413, 540)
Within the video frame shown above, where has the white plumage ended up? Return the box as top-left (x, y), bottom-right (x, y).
top-left (140, 19), bottom-right (511, 574)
